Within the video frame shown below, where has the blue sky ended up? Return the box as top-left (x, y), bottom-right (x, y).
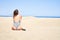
top-left (0, 0), bottom-right (60, 16)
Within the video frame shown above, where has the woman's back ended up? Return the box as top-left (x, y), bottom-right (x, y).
top-left (14, 15), bottom-right (20, 22)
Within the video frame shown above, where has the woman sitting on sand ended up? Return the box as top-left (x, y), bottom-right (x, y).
top-left (12, 9), bottom-right (25, 31)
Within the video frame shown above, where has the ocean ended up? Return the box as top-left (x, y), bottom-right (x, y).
top-left (35, 16), bottom-right (60, 18)
top-left (0, 15), bottom-right (60, 18)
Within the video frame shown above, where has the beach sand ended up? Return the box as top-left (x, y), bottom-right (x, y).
top-left (0, 16), bottom-right (60, 40)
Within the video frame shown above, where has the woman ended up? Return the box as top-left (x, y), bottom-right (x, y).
top-left (12, 9), bottom-right (25, 31)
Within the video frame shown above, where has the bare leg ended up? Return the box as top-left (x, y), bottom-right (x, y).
top-left (12, 26), bottom-right (16, 30)
top-left (17, 26), bottom-right (26, 31)
top-left (17, 26), bottom-right (23, 30)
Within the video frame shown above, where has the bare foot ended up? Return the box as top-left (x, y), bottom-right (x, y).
top-left (17, 28), bottom-right (26, 31)
top-left (18, 26), bottom-right (26, 31)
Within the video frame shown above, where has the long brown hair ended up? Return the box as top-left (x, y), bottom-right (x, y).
top-left (13, 9), bottom-right (19, 18)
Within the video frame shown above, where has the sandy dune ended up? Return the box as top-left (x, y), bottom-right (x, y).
top-left (0, 16), bottom-right (60, 40)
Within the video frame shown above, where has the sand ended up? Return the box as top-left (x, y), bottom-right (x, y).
top-left (0, 16), bottom-right (60, 40)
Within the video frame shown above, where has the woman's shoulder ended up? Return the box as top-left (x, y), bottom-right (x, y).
top-left (16, 15), bottom-right (20, 17)
top-left (17, 15), bottom-right (22, 18)
top-left (18, 14), bottom-right (22, 17)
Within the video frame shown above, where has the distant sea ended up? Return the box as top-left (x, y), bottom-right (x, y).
top-left (0, 15), bottom-right (60, 18)
top-left (35, 16), bottom-right (60, 18)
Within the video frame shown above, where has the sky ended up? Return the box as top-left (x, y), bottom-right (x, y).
top-left (0, 0), bottom-right (60, 16)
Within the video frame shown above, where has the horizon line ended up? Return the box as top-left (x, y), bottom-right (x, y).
top-left (0, 15), bottom-right (60, 18)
